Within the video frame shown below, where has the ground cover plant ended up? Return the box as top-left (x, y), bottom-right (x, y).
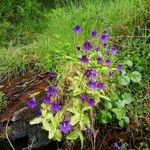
top-left (0, 0), bottom-right (149, 149)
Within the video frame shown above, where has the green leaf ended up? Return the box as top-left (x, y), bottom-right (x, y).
top-left (118, 75), bottom-right (130, 86)
top-left (78, 131), bottom-right (84, 149)
top-left (48, 130), bottom-right (56, 139)
top-left (66, 131), bottom-right (79, 140)
top-left (29, 117), bottom-right (42, 125)
top-left (130, 71), bottom-right (141, 83)
top-left (79, 114), bottom-right (90, 129)
top-left (55, 129), bottom-right (62, 141)
top-left (104, 101), bottom-right (112, 109)
top-left (125, 60), bottom-right (133, 67)
top-left (100, 110), bottom-right (112, 124)
top-left (118, 117), bottom-right (129, 127)
top-left (122, 93), bottom-right (134, 104)
top-left (52, 111), bottom-right (63, 127)
top-left (82, 105), bottom-right (91, 111)
top-left (42, 119), bottom-right (53, 131)
top-left (112, 108), bottom-right (126, 120)
top-left (70, 113), bottom-right (80, 126)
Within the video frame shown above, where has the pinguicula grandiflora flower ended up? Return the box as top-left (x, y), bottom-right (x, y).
top-left (96, 82), bottom-right (105, 90)
top-left (97, 56), bottom-right (103, 64)
top-left (87, 98), bottom-right (95, 106)
top-left (85, 127), bottom-right (93, 135)
top-left (113, 142), bottom-right (121, 150)
top-left (91, 30), bottom-right (97, 38)
top-left (109, 70), bottom-right (113, 78)
top-left (109, 46), bottom-right (118, 55)
top-left (73, 25), bottom-right (81, 33)
top-left (27, 97), bottom-right (37, 108)
top-left (37, 110), bottom-right (42, 116)
top-left (100, 31), bottom-right (109, 43)
top-left (95, 46), bottom-right (99, 52)
top-left (105, 59), bottom-right (111, 66)
top-left (48, 71), bottom-right (56, 78)
top-left (48, 86), bottom-right (57, 97)
top-left (117, 64), bottom-right (123, 72)
top-left (87, 80), bottom-right (97, 90)
top-left (50, 102), bottom-right (62, 112)
top-left (83, 40), bottom-right (93, 51)
top-left (85, 69), bottom-right (92, 77)
top-left (80, 55), bottom-right (89, 63)
top-left (59, 120), bottom-right (72, 134)
top-left (90, 70), bottom-right (98, 80)
top-left (80, 93), bottom-right (88, 101)
top-left (43, 96), bottom-right (51, 104)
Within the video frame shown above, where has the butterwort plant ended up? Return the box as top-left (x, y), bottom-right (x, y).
top-left (29, 25), bottom-right (141, 148)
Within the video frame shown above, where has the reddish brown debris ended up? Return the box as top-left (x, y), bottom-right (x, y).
top-left (0, 70), bottom-right (50, 123)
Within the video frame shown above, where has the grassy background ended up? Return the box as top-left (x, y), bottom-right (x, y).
top-left (0, 0), bottom-right (150, 120)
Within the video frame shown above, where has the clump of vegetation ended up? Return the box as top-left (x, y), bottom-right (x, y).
top-left (28, 25), bottom-right (141, 149)
top-left (0, 91), bottom-right (7, 112)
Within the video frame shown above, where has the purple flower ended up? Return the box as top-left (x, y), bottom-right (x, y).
top-left (59, 120), bottom-right (71, 134)
top-left (76, 46), bottom-right (81, 51)
top-left (73, 25), bottom-right (81, 33)
top-left (48, 86), bottom-right (57, 97)
top-left (109, 46), bottom-right (118, 55)
top-left (109, 70), bottom-right (113, 78)
top-left (117, 64), bottom-right (123, 72)
top-left (95, 46), bottom-right (99, 52)
top-left (113, 142), bottom-right (121, 150)
top-left (91, 70), bottom-right (98, 80)
top-left (105, 59), bottom-right (111, 66)
top-left (80, 55), bottom-right (89, 63)
top-left (85, 69), bottom-right (92, 77)
top-left (87, 80), bottom-right (97, 90)
top-left (50, 102), bottom-right (62, 112)
top-left (96, 82), bottom-right (105, 90)
top-left (100, 32), bottom-right (109, 43)
top-left (83, 41), bottom-right (93, 51)
top-left (85, 127), bottom-right (92, 135)
top-left (91, 30), bottom-right (97, 38)
top-left (48, 71), bottom-right (56, 78)
top-left (37, 110), bottom-right (42, 116)
top-left (97, 57), bottom-right (103, 64)
top-left (80, 93), bottom-right (88, 101)
top-left (43, 96), bottom-right (51, 104)
top-left (87, 98), bottom-right (95, 106)
top-left (27, 97), bottom-right (37, 108)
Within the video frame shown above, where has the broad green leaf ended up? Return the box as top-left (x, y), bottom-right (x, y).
top-left (67, 107), bottom-right (76, 113)
top-left (78, 131), bottom-right (84, 149)
top-left (55, 129), bottom-right (62, 141)
top-left (30, 117), bottom-right (42, 125)
top-left (70, 113), bottom-right (80, 126)
top-left (82, 106), bottom-right (91, 111)
top-left (45, 113), bottom-right (53, 120)
top-left (118, 117), bottom-right (129, 127)
top-left (52, 111), bottom-right (63, 127)
top-left (118, 75), bottom-right (130, 86)
top-left (79, 114), bottom-right (90, 129)
top-left (125, 60), bottom-right (133, 67)
top-left (42, 119), bottom-right (54, 131)
top-left (104, 101), bottom-right (112, 109)
top-left (100, 110), bottom-right (112, 124)
top-left (112, 108), bottom-right (126, 120)
top-left (48, 130), bottom-right (55, 139)
top-left (66, 131), bottom-right (79, 140)
top-left (122, 93), bottom-right (134, 104)
top-left (42, 109), bottom-right (47, 117)
top-left (130, 71), bottom-right (141, 82)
